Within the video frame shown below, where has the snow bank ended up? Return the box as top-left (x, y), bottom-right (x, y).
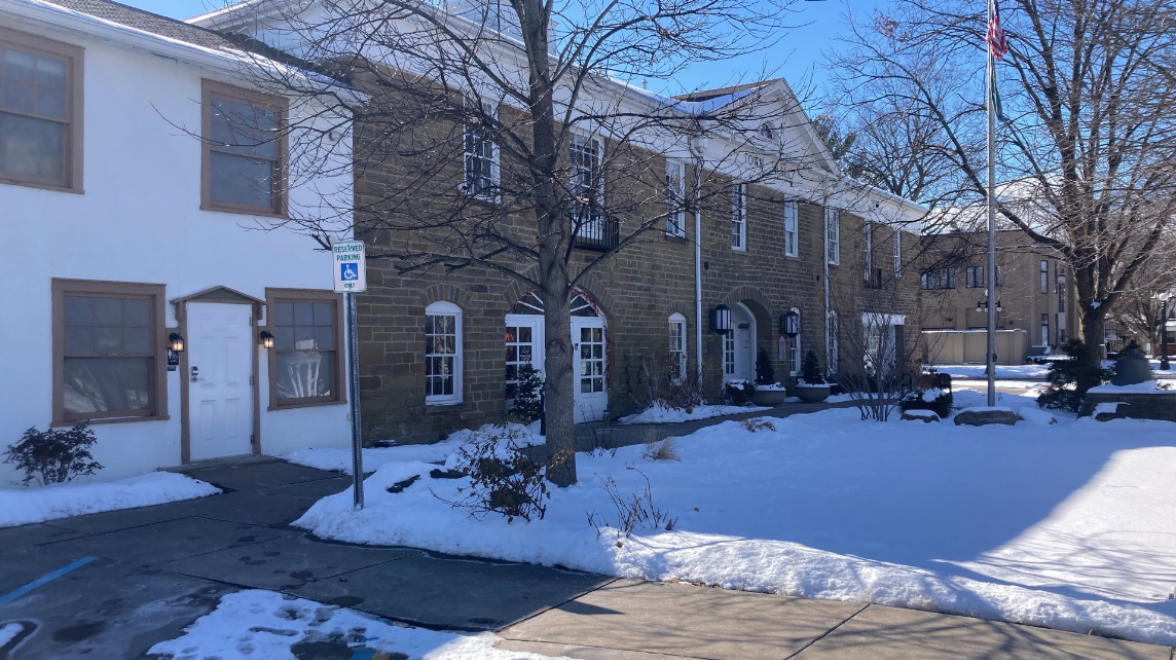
top-left (148, 589), bottom-right (573, 660)
top-left (617, 403), bottom-right (769, 425)
top-left (285, 424), bottom-right (542, 474)
top-left (930, 364), bottom-right (1051, 379)
top-left (295, 401), bottom-right (1176, 645)
top-left (1088, 382), bottom-right (1174, 394)
top-left (0, 472), bottom-right (219, 528)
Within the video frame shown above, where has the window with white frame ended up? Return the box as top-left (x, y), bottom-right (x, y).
top-left (783, 200), bottom-right (798, 257)
top-left (425, 301), bottom-right (462, 404)
top-left (825, 208), bottom-right (840, 265)
top-left (730, 183), bottom-right (747, 251)
top-left (1057, 274), bottom-right (1067, 313)
top-left (863, 221), bottom-right (873, 281)
top-left (665, 160), bottom-right (685, 237)
top-left (569, 132), bottom-right (603, 239)
top-left (668, 313), bottom-right (687, 383)
top-left (826, 310), bottom-right (839, 374)
top-left (462, 94), bottom-right (498, 200)
top-left (892, 230), bottom-right (902, 277)
top-left (788, 308), bottom-right (802, 376)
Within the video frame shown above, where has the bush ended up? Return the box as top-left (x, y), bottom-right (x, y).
top-left (587, 467), bottom-right (678, 539)
top-left (449, 425), bottom-right (548, 523)
top-left (724, 379), bottom-right (755, 406)
top-left (508, 363), bottom-right (544, 423)
top-left (800, 350), bottom-right (826, 385)
top-left (900, 388), bottom-right (954, 418)
top-left (755, 348), bottom-right (775, 386)
top-left (4, 424), bottom-right (103, 486)
top-left (1037, 339), bottom-right (1114, 412)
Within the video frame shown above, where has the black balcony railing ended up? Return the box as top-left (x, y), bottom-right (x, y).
top-left (573, 214), bottom-right (620, 251)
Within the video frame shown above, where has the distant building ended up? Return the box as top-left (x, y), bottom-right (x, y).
top-left (918, 230), bottom-right (1079, 364)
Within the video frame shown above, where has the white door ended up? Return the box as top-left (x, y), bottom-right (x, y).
top-left (188, 303), bottom-right (254, 461)
top-left (572, 317), bottom-right (607, 422)
top-left (724, 304), bottom-right (755, 382)
top-left (505, 314), bottom-right (544, 403)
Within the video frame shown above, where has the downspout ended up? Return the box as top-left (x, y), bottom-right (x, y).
top-left (691, 130), bottom-right (704, 382)
top-left (822, 197), bottom-right (830, 369)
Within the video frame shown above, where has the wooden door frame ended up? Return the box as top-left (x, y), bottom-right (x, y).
top-left (176, 292), bottom-right (262, 464)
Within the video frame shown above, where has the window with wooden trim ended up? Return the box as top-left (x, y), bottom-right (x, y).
top-left (665, 160), bottom-right (685, 237)
top-left (203, 80), bottom-right (287, 216)
top-left (267, 290), bottom-right (343, 408)
top-left (54, 279), bottom-right (166, 423)
top-left (0, 27), bottom-right (83, 192)
top-left (783, 200), bottom-right (798, 257)
top-left (462, 94), bottom-right (498, 201)
top-left (730, 183), bottom-right (746, 251)
top-left (426, 301), bottom-right (462, 404)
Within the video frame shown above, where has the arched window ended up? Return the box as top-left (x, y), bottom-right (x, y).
top-left (425, 301), bottom-right (462, 404)
top-left (826, 310), bottom-right (839, 375)
top-left (788, 308), bottom-right (802, 376)
top-left (508, 290), bottom-right (599, 317)
top-left (668, 313), bottom-right (687, 383)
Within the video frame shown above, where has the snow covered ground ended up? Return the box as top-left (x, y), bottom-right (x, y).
top-left (617, 403), bottom-right (770, 425)
top-left (930, 364), bottom-right (1053, 379)
top-left (294, 391), bottom-right (1176, 645)
top-left (285, 423), bottom-right (542, 474)
top-left (148, 589), bottom-right (570, 660)
top-left (0, 472), bottom-right (218, 528)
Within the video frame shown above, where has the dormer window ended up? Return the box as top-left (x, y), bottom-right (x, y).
top-left (758, 123), bottom-right (775, 140)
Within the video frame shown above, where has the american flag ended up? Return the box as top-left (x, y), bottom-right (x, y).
top-left (987, 0), bottom-right (1009, 60)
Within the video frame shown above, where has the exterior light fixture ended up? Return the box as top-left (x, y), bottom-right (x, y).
top-left (259, 330), bottom-right (275, 349)
top-left (712, 304), bottom-right (732, 334)
top-left (780, 310), bottom-right (800, 338)
top-left (168, 332), bottom-right (185, 352)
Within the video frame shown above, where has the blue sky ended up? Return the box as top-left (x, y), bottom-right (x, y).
top-left (126, 0), bottom-right (884, 103)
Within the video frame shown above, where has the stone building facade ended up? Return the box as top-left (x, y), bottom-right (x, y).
top-left (351, 92), bottom-right (925, 443)
top-left (918, 230), bottom-right (1080, 363)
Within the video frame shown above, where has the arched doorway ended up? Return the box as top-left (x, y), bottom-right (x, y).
top-left (723, 302), bottom-right (756, 382)
top-left (505, 290), bottom-right (607, 423)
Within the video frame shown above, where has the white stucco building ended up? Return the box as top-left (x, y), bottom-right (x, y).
top-left (0, 0), bottom-right (356, 485)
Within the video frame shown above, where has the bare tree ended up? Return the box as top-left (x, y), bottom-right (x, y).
top-left (831, 0), bottom-right (1176, 388)
top-left (200, 0), bottom-right (837, 485)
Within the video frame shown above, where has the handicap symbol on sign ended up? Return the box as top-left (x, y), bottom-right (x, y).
top-left (340, 263), bottom-right (359, 281)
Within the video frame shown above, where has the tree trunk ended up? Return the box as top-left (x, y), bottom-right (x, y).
top-left (520, 0), bottom-right (577, 486)
top-left (1077, 307), bottom-right (1105, 392)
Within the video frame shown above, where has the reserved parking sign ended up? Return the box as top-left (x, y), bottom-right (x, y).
top-left (332, 240), bottom-right (367, 293)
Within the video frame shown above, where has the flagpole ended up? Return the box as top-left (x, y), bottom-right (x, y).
top-left (985, 30), bottom-right (998, 406)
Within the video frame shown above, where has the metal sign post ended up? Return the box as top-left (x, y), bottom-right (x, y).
top-left (333, 240), bottom-right (367, 510)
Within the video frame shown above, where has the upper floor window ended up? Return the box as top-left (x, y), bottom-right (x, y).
top-left (1040, 260), bottom-right (1049, 293)
top-left (825, 208), bottom-right (840, 264)
top-left (665, 160), bottom-right (685, 237)
top-left (920, 267), bottom-right (956, 290)
top-left (892, 230), bottom-right (902, 277)
top-left (863, 221), bottom-right (873, 281)
top-left (425, 301), bottom-right (462, 404)
top-left (569, 132), bottom-right (603, 239)
top-left (783, 200), bottom-right (798, 257)
top-left (0, 28), bottom-right (83, 192)
top-left (462, 94), bottom-right (498, 201)
top-left (730, 183), bottom-right (746, 251)
top-left (965, 265), bottom-right (984, 288)
top-left (203, 80), bottom-right (287, 216)
top-left (1057, 274), bottom-right (1067, 313)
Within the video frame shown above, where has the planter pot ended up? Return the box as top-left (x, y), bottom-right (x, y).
top-left (751, 388), bottom-right (789, 406)
top-left (794, 384), bottom-right (831, 403)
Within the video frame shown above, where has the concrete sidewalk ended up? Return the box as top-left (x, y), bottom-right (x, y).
top-left (0, 459), bottom-right (1170, 659)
